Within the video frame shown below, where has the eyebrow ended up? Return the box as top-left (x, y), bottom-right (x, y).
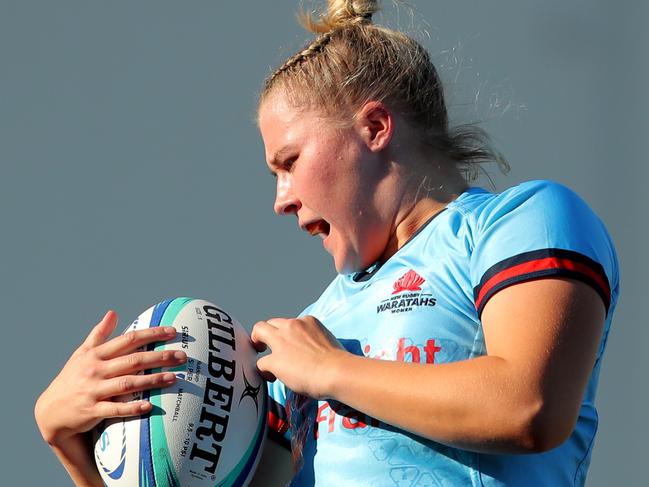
top-left (268, 146), bottom-right (296, 174)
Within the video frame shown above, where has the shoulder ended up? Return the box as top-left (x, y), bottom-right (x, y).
top-left (463, 180), bottom-right (619, 315)
top-left (451, 179), bottom-right (608, 239)
top-left (474, 179), bottom-right (590, 223)
top-left (443, 179), bottom-right (574, 221)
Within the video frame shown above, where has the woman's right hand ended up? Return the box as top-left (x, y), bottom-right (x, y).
top-left (34, 310), bottom-right (187, 486)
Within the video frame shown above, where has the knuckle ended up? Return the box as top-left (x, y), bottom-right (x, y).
top-left (127, 353), bottom-right (143, 368)
top-left (84, 364), bottom-right (101, 379)
top-left (304, 315), bottom-right (316, 325)
top-left (81, 404), bottom-right (94, 417)
top-left (152, 374), bottom-right (167, 385)
top-left (153, 327), bottom-right (168, 337)
top-left (110, 404), bottom-right (122, 417)
top-left (124, 331), bottom-right (138, 346)
top-left (250, 325), bottom-right (261, 340)
top-left (118, 377), bottom-right (132, 393)
top-left (78, 386), bottom-right (95, 402)
top-left (286, 319), bottom-right (302, 332)
top-left (85, 347), bottom-right (101, 362)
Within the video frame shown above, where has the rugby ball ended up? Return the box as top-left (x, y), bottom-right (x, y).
top-left (93, 298), bottom-right (267, 487)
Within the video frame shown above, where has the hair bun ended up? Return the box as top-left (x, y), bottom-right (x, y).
top-left (300, 0), bottom-right (380, 34)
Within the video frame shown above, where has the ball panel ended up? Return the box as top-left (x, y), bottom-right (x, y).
top-left (138, 414), bottom-right (156, 487)
top-left (149, 298), bottom-right (194, 487)
top-left (140, 299), bottom-right (175, 487)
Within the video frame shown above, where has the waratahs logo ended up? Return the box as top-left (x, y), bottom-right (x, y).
top-left (377, 269), bottom-right (437, 314)
top-left (392, 270), bottom-right (425, 294)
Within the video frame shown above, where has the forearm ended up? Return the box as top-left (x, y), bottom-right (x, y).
top-left (324, 352), bottom-right (545, 453)
top-left (49, 433), bottom-right (103, 487)
top-left (254, 282), bottom-right (603, 455)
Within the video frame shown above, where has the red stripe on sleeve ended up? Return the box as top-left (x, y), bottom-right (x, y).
top-left (268, 410), bottom-right (288, 435)
top-left (475, 256), bottom-right (610, 311)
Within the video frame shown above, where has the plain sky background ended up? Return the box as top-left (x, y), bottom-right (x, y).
top-left (2, 1), bottom-right (647, 485)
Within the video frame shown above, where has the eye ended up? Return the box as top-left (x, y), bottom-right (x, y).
top-left (268, 154), bottom-right (298, 178)
top-left (283, 156), bottom-right (298, 172)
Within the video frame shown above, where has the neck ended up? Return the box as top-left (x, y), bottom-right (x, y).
top-left (378, 161), bottom-right (468, 264)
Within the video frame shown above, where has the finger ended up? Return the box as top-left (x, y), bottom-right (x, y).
top-left (94, 400), bottom-right (153, 419)
top-left (95, 326), bottom-right (177, 359)
top-left (258, 370), bottom-right (277, 382)
top-left (251, 321), bottom-right (278, 351)
top-left (95, 372), bottom-right (178, 400)
top-left (256, 354), bottom-right (277, 382)
top-left (266, 318), bottom-right (288, 328)
top-left (102, 350), bottom-right (187, 379)
top-left (251, 338), bottom-right (267, 353)
top-left (83, 310), bottom-right (119, 350)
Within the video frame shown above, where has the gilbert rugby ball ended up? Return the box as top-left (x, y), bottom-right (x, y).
top-left (93, 298), bottom-right (267, 487)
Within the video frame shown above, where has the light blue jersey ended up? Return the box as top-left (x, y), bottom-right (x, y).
top-left (267, 180), bottom-right (619, 486)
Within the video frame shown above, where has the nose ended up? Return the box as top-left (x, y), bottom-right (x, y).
top-left (273, 172), bottom-right (301, 216)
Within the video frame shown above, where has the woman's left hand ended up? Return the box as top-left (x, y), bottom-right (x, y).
top-left (251, 316), bottom-right (347, 399)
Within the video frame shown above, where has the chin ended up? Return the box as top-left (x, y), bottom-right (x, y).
top-left (333, 251), bottom-right (372, 275)
top-left (332, 254), bottom-right (356, 275)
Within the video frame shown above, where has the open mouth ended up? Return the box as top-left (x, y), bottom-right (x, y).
top-left (305, 220), bottom-right (331, 239)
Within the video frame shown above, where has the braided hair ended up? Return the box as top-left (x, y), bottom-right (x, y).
top-left (259, 0), bottom-right (508, 182)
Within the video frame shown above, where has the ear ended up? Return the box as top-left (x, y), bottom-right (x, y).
top-left (354, 101), bottom-right (394, 152)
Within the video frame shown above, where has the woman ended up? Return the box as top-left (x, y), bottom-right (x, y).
top-left (35, 1), bottom-right (619, 485)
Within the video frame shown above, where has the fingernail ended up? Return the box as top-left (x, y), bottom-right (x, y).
top-left (163, 373), bottom-right (176, 382)
top-left (164, 327), bottom-right (176, 335)
top-left (173, 351), bottom-right (186, 361)
top-left (140, 402), bottom-right (151, 411)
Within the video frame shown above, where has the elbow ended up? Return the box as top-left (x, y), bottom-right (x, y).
top-left (508, 398), bottom-right (578, 453)
top-left (514, 423), bottom-right (573, 454)
top-left (34, 396), bottom-right (59, 447)
top-left (34, 399), bottom-right (52, 445)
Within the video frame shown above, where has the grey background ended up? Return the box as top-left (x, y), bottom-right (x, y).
top-left (1, 0), bottom-right (646, 485)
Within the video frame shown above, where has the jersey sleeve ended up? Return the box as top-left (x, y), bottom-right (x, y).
top-left (469, 180), bottom-right (618, 318)
top-left (267, 377), bottom-right (291, 449)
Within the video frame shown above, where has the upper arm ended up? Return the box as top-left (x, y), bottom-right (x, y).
top-left (480, 277), bottom-right (606, 446)
top-left (468, 181), bottom-right (618, 447)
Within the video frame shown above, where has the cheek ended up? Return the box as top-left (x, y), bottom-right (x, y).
top-left (295, 161), bottom-right (339, 206)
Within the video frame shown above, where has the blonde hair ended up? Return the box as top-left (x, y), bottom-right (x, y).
top-left (259, 0), bottom-right (509, 181)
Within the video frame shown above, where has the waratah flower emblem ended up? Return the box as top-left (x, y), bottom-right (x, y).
top-left (392, 270), bottom-right (425, 294)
